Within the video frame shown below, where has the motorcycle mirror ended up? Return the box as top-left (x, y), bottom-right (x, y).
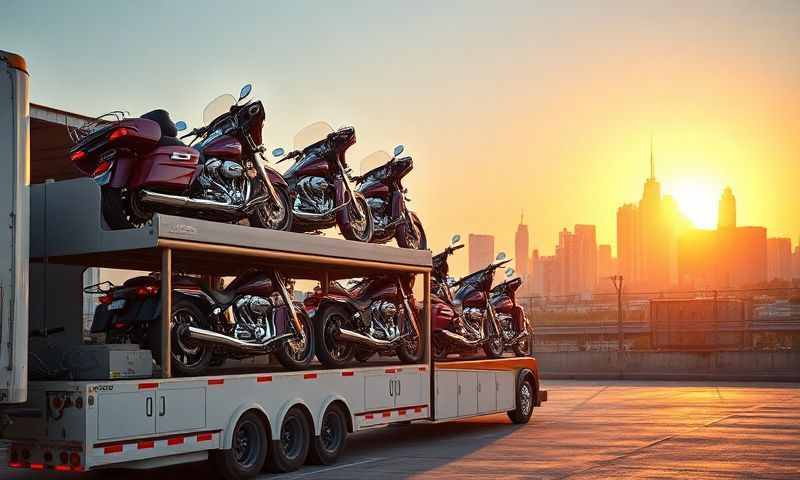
top-left (505, 267), bottom-right (515, 278)
top-left (239, 84), bottom-right (253, 101)
top-left (393, 144), bottom-right (405, 157)
top-left (175, 121), bottom-right (188, 132)
top-left (272, 147), bottom-right (285, 158)
top-left (451, 234), bottom-right (461, 245)
top-left (496, 252), bottom-right (507, 261)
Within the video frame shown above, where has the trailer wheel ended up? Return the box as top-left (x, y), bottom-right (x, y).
top-left (212, 411), bottom-right (269, 480)
top-left (507, 377), bottom-right (534, 424)
top-left (308, 403), bottom-right (348, 465)
top-left (268, 407), bottom-right (311, 473)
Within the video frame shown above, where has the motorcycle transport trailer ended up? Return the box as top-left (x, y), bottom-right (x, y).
top-left (0, 50), bottom-right (547, 478)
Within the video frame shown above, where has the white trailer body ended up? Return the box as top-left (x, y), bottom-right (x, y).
top-left (0, 51), bottom-right (30, 405)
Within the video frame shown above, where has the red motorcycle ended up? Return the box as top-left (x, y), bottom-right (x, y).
top-left (429, 236), bottom-right (513, 360)
top-left (70, 84), bottom-right (292, 231)
top-left (353, 145), bottom-right (426, 249)
top-left (273, 122), bottom-right (374, 242)
top-left (87, 269), bottom-right (314, 376)
top-left (490, 269), bottom-right (532, 356)
top-left (304, 274), bottom-right (423, 368)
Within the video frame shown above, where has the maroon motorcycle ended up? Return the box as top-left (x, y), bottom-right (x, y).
top-left (70, 84), bottom-right (292, 231)
top-left (87, 269), bottom-right (314, 376)
top-left (430, 236), bottom-right (514, 360)
top-left (353, 145), bottom-right (426, 249)
top-left (490, 268), bottom-right (532, 356)
top-left (304, 273), bottom-right (423, 367)
top-left (273, 122), bottom-right (374, 242)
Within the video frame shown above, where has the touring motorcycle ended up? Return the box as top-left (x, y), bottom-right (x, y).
top-left (88, 269), bottom-right (314, 376)
top-left (70, 84), bottom-right (292, 231)
top-left (352, 145), bottom-right (426, 249)
top-left (273, 122), bottom-right (373, 242)
top-left (490, 268), bottom-right (532, 356)
top-left (430, 236), bottom-right (522, 359)
top-left (303, 274), bottom-right (423, 368)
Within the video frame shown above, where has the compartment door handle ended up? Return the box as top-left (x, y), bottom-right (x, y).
top-left (146, 397), bottom-right (153, 417)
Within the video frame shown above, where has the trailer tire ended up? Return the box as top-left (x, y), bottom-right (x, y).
top-left (212, 411), bottom-right (269, 480)
top-left (308, 403), bottom-right (348, 465)
top-left (268, 407), bottom-right (311, 473)
top-left (507, 376), bottom-right (534, 424)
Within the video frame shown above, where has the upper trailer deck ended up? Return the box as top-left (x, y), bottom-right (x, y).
top-left (30, 178), bottom-right (431, 279)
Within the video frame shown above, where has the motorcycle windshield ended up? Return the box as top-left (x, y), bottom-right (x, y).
top-left (203, 93), bottom-right (236, 126)
top-left (293, 121), bottom-right (334, 151)
top-left (359, 150), bottom-right (392, 176)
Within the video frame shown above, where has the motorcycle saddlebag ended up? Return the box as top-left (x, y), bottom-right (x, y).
top-left (127, 146), bottom-right (200, 191)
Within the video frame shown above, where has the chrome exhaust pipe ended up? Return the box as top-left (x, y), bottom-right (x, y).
top-left (436, 329), bottom-right (482, 348)
top-left (185, 326), bottom-right (293, 354)
top-left (335, 328), bottom-right (398, 349)
top-left (139, 190), bottom-right (238, 214)
top-left (291, 201), bottom-right (351, 222)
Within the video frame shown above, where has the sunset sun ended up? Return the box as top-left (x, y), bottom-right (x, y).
top-left (669, 179), bottom-right (719, 229)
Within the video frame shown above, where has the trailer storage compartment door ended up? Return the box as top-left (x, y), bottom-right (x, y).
top-left (0, 51), bottom-right (30, 404)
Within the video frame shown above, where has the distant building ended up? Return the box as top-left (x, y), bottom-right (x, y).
top-left (718, 186), bottom-right (736, 229)
top-left (553, 224), bottom-right (597, 295)
top-left (678, 226), bottom-right (767, 288)
top-left (617, 203), bottom-right (640, 284)
top-left (793, 244), bottom-right (800, 280)
top-left (468, 234), bottom-right (494, 273)
top-left (597, 244), bottom-right (614, 280)
top-left (514, 213), bottom-right (530, 278)
top-left (767, 237), bottom-right (793, 281)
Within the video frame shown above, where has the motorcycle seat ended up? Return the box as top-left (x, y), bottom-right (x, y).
top-left (140, 109), bottom-right (185, 148)
top-left (200, 283), bottom-right (238, 306)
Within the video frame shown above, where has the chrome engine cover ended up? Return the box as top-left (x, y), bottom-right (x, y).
top-left (233, 295), bottom-right (274, 341)
top-left (463, 307), bottom-right (485, 323)
top-left (198, 158), bottom-right (247, 204)
top-left (295, 176), bottom-right (333, 213)
top-left (369, 300), bottom-right (400, 340)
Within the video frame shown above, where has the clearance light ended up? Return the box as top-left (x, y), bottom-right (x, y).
top-left (70, 150), bottom-right (87, 162)
top-left (108, 127), bottom-right (131, 141)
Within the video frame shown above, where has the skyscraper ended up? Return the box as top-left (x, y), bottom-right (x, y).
top-left (468, 234), bottom-right (494, 273)
top-left (718, 186), bottom-right (736, 229)
top-left (597, 244), bottom-right (614, 279)
top-left (554, 225), bottom-right (597, 295)
top-left (767, 237), bottom-right (793, 281)
top-left (514, 213), bottom-right (530, 278)
top-left (616, 203), bottom-right (640, 284)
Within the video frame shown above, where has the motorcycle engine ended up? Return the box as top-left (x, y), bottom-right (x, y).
top-left (294, 176), bottom-right (333, 214)
top-left (233, 295), bottom-right (274, 341)
top-left (368, 300), bottom-right (400, 340)
top-left (366, 198), bottom-right (389, 230)
top-left (497, 313), bottom-right (515, 342)
top-left (198, 158), bottom-right (246, 204)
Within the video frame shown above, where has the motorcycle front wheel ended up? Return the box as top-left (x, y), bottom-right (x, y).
top-left (276, 307), bottom-right (315, 370)
top-left (338, 192), bottom-right (374, 242)
top-left (249, 184), bottom-right (293, 231)
top-left (396, 211), bottom-right (427, 250)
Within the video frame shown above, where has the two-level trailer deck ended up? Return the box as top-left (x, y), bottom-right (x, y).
top-left (0, 51), bottom-right (546, 479)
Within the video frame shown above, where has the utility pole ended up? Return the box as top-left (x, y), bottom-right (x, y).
top-left (610, 275), bottom-right (624, 351)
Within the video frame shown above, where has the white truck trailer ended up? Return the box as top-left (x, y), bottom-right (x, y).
top-left (0, 50), bottom-right (546, 479)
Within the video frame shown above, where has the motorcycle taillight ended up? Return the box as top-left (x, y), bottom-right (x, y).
top-left (135, 285), bottom-right (159, 298)
top-left (70, 150), bottom-right (87, 162)
top-left (108, 127), bottom-right (131, 142)
top-left (98, 294), bottom-right (113, 305)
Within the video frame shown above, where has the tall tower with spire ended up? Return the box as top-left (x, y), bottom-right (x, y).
top-left (718, 186), bottom-right (736, 229)
top-left (514, 211), bottom-right (530, 278)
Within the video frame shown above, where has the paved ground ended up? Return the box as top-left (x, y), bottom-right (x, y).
top-left (2, 380), bottom-right (799, 479)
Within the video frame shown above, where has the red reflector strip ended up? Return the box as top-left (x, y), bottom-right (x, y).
top-left (418, 367), bottom-right (427, 371)
top-left (385, 368), bottom-right (397, 374)
top-left (414, 407), bottom-right (423, 413)
top-left (364, 414), bottom-right (374, 420)
top-left (30, 463), bottom-right (44, 470)
top-left (382, 411), bottom-right (391, 418)
top-left (208, 379), bottom-right (224, 386)
top-left (303, 373), bottom-right (317, 380)
top-left (167, 437), bottom-right (184, 446)
top-left (138, 383), bottom-right (158, 390)
top-left (197, 433), bottom-right (212, 442)
top-left (137, 441), bottom-right (154, 449)
top-left (257, 376), bottom-right (272, 383)
top-left (341, 371), bottom-right (354, 377)
top-left (55, 465), bottom-right (71, 472)
top-left (8, 462), bottom-right (24, 468)
top-left (104, 445), bottom-right (123, 454)
top-left (399, 409), bottom-right (407, 416)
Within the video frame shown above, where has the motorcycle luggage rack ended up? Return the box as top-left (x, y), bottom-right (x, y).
top-left (67, 110), bottom-right (128, 143)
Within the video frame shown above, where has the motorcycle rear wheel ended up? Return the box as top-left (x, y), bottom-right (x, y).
top-left (512, 331), bottom-right (531, 357)
top-left (396, 211), bottom-right (427, 250)
top-left (149, 297), bottom-right (213, 377)
top-left (483, 335), bottom-right (505, 359)
top-left (314, 305), bottom-right (355, 368)
top-left (249, 184), bottom-right (293, 231)
top-left (338, 192), bottom-right (374, 242)
top-left (275, 307), bottom-right (315, 370)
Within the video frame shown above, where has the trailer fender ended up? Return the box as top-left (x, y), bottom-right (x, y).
top-left (222, 403), bottom-right (272, 449)
top-left (316, 395), bottom-right (354, 435)
top-left (272, 398), bottom-right (312, 439)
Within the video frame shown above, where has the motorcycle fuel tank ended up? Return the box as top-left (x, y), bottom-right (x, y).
top-left (285, 152), bottom-right (330, 179)
top-left (454, 283), bottom-right (486, 308)
top-left (201, 134), bottom-right (242, 159)
top-left (226, 271), bottom-right (274, 297)
top-left (358, 179), bottom-right (389, 198)
top-left (492, 295), bottom-right (514, 313)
